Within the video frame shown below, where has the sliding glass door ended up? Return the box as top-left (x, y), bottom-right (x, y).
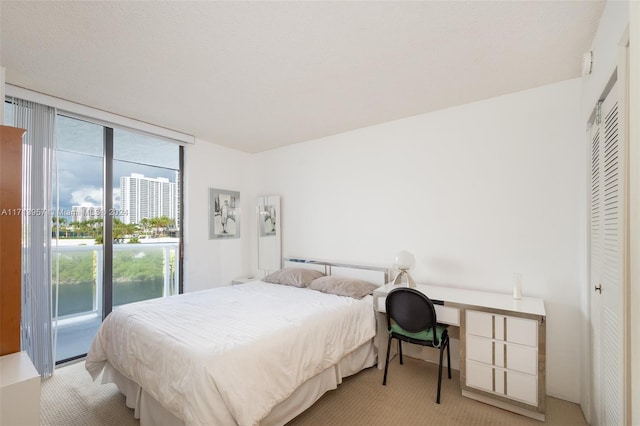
top-left (52, 116), bottom-right (105, 362)
top-left (111, 129), bottom-right (180, 308)
top-left (52, 115), bottom-right (182, 363)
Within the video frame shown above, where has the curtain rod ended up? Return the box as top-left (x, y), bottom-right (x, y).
top-left (5, 84), bottom-right (195, 145)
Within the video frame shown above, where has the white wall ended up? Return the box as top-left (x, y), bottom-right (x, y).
top-left (183, 139), bottom-right (255, 292)
top-left (252, 79), bottom-right (584, 402)
top-left (629, 2), bottom-right (640, 424)
top-left (578, 0), bottom-right (630, 420)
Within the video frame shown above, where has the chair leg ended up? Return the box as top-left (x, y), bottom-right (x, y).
top-left (446, 337), bottom-right (452, 379)
top-left (398, 340), bottom-right (403, 365)
top-left (383, 336), bottom-right (393, 385)
top-left (437, 344), bottom-right (445, 404)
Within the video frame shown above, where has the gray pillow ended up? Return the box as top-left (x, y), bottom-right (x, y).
top-left (307, 276), bottom-right (378, 299)
top-left (263, 268), bottom-right (325, 288)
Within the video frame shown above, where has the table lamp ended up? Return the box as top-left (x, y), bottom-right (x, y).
top-left (392, 250), bottom-right (416, 287)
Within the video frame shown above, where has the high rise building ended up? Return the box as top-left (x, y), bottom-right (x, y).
top-left (119, 173), bottom-right (178, 226)
top-left (71, 205), bottom-right (101, 223)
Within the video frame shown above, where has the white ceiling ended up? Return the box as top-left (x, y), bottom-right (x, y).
top-left (1, 1), bottom-right (605, 153)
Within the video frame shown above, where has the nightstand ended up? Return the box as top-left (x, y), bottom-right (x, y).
top-left (231, 277), bottom-right (256, 285)
top-left (0, 352), bottom-right (40, 426)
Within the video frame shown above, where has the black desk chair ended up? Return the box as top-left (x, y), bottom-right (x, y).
top-left (382, 287), bottom-right (451, 403)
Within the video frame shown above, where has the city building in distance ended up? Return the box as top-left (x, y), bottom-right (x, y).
top-left (119, 173), bottom-right (178, 226)
top-left (71, 205), bottom-right (102, 222)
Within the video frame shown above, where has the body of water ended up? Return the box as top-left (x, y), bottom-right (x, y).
top-left (55, 280), bottom-right (165, 317)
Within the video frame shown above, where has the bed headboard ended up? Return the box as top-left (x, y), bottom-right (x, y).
top-left (283, 258), bottom-right (389, 286)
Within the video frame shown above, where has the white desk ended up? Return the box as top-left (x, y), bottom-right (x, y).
top-left (373, 283), bottom-right (546, 421)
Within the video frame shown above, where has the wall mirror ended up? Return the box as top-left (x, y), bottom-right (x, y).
top-left (257, 195), bottom-right (281, 274)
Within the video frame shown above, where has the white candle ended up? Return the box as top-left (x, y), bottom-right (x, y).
top-left (513, 273), bottom-right (522, 299)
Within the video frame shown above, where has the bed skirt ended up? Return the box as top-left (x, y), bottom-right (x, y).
top-left (101, 340), bottom-right (376, 426)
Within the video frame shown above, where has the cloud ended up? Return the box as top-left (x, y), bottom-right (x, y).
top-left (54, 148), bottom-right (176, 213)
top-left (70, 187), bottom-right (103, 206)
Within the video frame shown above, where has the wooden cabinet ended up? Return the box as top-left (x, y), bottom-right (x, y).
top-left (462, 309), bottom-right (545, 420)
top-left (0, 125), bottom-right (25, 356)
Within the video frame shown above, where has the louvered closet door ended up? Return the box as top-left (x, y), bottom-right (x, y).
top-left (589, 80), bottom-right (625, 426)
top-left (589, 115), bottom-right (604, 425)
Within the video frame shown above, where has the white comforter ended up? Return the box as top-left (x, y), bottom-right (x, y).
top-left (85, 282), bottom-right (375, 426)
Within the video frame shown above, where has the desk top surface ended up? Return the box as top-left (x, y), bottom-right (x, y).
top-left (373, 283), bottom-right (546, 317)
top-left (0, 351), bottom-right (39, 387)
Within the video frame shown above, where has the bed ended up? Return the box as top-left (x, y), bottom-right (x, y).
top-left (85, 259), bottom-right (388, 426)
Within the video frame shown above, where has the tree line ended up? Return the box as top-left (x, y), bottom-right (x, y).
top-left (53, 249), bottom-right (176, 285)
top-left (52, 216), bottom-right (175, 243)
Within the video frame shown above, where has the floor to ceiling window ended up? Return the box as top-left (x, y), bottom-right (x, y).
top-left (52, 114), bottom-right (183, 363)
top-left (5, 96), bottom-right (186, 368)
top-left (51, 116), bottom-right (105, 362)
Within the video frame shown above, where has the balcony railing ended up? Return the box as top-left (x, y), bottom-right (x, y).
top-left (52, 242), bottom-right (179, 324)
top-left (53, 241), bottom-right (180, 361)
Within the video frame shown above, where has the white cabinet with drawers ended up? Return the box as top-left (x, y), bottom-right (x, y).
top-left (462, 309), bottom-right (545, 420)
top-left (372, 283), bottom-right (546, 421)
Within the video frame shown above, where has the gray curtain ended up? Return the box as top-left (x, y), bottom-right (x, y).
top-left (10, 97), bottom-right (56, 378)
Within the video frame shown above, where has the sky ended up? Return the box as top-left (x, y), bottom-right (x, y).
top-left (53, 115), bottom-right (179, 221)
top-left (54, 151), bottom-right (177, 213)
top-left (5, 103), bottom-right (180, 223)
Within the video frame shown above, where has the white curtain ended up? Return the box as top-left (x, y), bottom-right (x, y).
top-left (10, 98), bottom-right (56, 378)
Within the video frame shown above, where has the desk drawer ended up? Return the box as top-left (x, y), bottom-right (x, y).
top-left (507, 344), bottom-right (538, 375)
top-left (466, 360), bottom-right (493, 392)
top-left (466, 360), bottom-right (537, 406)
top-left (466, 335), bottom-right (492, 364)
top-left (436, 305), bottom-right (460, 326)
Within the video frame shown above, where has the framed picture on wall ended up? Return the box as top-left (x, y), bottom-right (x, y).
top-left (209, 188), bottom-right (240, 239)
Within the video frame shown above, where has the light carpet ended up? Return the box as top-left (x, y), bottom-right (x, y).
top-left (41, 358), bottom-right (587, 425)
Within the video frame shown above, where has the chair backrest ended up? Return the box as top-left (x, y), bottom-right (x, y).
top-left (385, 287), bottom-right (438, 337)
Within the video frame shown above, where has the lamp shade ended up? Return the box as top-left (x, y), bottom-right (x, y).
top-left (394, 251), bottom-right (415, 270)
